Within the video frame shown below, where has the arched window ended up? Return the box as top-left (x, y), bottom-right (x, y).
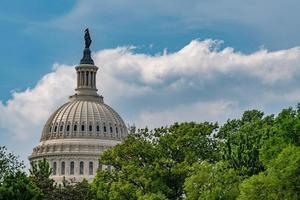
top-left (49, 126), bottom-right (52, 132)
top-left (89, 125), bottom-right (92, 132)
top-left (80, 161), bottom-right (84, 175)
top-left (70, 161), bottom-right (74, 175)
top-left (54, 126), bottom-right (57, 132)
top-left (89, 161), bottom-right (93, 175)
top-left (116, 127), bottom-right (118, 134)
top-left (61, 161), bottom-right (65, 175)
top-left (104, 125), bottom-right (107, 132)
top-left (74, 124), bottom-right (77, 131)
top-left (60, 125), bottom-right (63, 132)
top-left (96, 125), bottom-right (100, 132)
top-left (110, 126), bottom-right (113, 133)
top-left (66, 125), bottom-right (70, 131)
top-left (53, 162), bottom-right (57, 175)
top-left (81, 125), bottom-right (85, 131)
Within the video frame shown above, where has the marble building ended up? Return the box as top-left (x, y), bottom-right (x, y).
top-left (28, 29), bottom-right (128, 183)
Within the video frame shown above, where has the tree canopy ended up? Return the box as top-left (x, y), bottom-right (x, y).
top-left (1, 105), bottom-right (300, 199)
top-left (93, 107), bottom-right (300, 199)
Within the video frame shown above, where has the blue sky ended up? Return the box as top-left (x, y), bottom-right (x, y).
top-left (2, 0), bottom-right (300, 101)
top-left (1, 0), bottom-right (300, 166)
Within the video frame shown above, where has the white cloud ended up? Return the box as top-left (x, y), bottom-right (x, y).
top-left (95, 40), bottom-right (300, 85)
top-left (137, 100), bottom-right (240, 128)
top-left (2, 39), bottom-right (300, 142)
top-left (0, 64), bottom-right (75, 140)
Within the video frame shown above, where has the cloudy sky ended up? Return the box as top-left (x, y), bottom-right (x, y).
top-left (1, 0), bottom-right (300, 166)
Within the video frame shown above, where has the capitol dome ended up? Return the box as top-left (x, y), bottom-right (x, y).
top-left (29, 29), bottom-right (128, 183)
top-left (40, 99), bottom-right (127, 141)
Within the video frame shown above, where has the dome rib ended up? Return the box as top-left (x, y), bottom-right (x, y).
top-left (106, 105), bottom-right (119, 138)
top-left (58, 102), bottom-right (73, 137)
top-left (78, 101), bottom-right (84, 136)
top-left (90, 102), bottom-right (96, 128)
top-left (64, 102), bottom-right (75, 136)
top-left (62, 101), bottom-right (74, 123)
top-left (70, 101), bottom-right (81, 136)
top-left (43, 103), bottom-right (68, 140)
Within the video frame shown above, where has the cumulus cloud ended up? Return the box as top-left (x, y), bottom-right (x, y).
top-left (2, 39), bottom-right (300, 142)
top-left (137, 100), bottom-right (240, 128)
top-left (96, 40), bottom-right (300, 85)
top-left (0, 65), bottom-right (75, 140)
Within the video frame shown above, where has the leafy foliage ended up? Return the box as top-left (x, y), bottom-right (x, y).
top-left (93, 122), bottom-right (219, 199)
top-left (260, 107), bottom-right (300, 166)
top-left (92, 107), bottom-right (300, 199)
top-left (217, 110), bottom-right (273, 176)
top-left (0, 146), bottom-right (24, 181)
top-left (184, 161), bottom-right (241, 200)
top-left (0, 171), bottom-right (42, 200)
top-left (30, 158), bottom-right (55, 199)
top-left (0, 146), bottom-right (40, 200)
top-left (238, 145), bottom-right (300, 200)
top-left (51, 179), bottom-right (96, 200)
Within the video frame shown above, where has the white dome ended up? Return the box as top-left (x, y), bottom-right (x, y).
top-left (40, 99), bottom-right (127, 141)
top-left (29, 32), bottom-right (128, 183)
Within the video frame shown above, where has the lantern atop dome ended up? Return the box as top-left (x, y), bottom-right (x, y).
top-left (72, 28), bottom-right (101, 98)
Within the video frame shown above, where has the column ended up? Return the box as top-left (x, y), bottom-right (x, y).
top-left (86, 71), bottom-right (88, 86)
top-left (93, 71), bottom-right (96, 88)
top-left (87, 71), bottom-right (90, 87)
top-left (81, 71), bottom-right (84, 87)
top-left (89, 71), bottom-right (92, 87)
top-left (77, 71), bottom-right (80, 88)
top-left (91, 72), bottom-right (94, 88)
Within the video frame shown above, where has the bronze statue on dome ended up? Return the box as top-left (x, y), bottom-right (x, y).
top-left (80, 28), bottom-right (94, 64)
top-left (84, 28), bottom-right (92, 48)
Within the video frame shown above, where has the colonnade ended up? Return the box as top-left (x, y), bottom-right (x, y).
top-left (77, 70), bottom-right (97, 88)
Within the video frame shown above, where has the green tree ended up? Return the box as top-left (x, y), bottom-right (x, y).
top-left (93, 122), bottom-right (219, 199)
top-left (52, 179), bottom-right (96, 200)
top-left (238, 173), bottom-right (277, 200)
top-left (184, 161), bottom-right (241, 200)
top-left (30, 158), bottom-right (55, 199)
top-left (260, 107), bottom-right (300, 167)
top-left (92, 170), bottom-right (116, 199)
top-left (0, 170), bottom-right (42, 200)
top-left (217, 110), bottom-right (273, 176)
top-left (138, 192), bottom-right (168, 200)
top-left (89, 106), bottom-right (300, 199)
top-left (0, 146), bottom-right (24, 181)
top-left (93, 133), bottom-right (160, 200)
top-left (238, 145), bottom-right (300, 200)
top-left (0, 146), bottom-right (41, 199)
top-left (156, 122), bottom-right (219, 198)
top-left (72, 179), bottom-right (96, 200)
